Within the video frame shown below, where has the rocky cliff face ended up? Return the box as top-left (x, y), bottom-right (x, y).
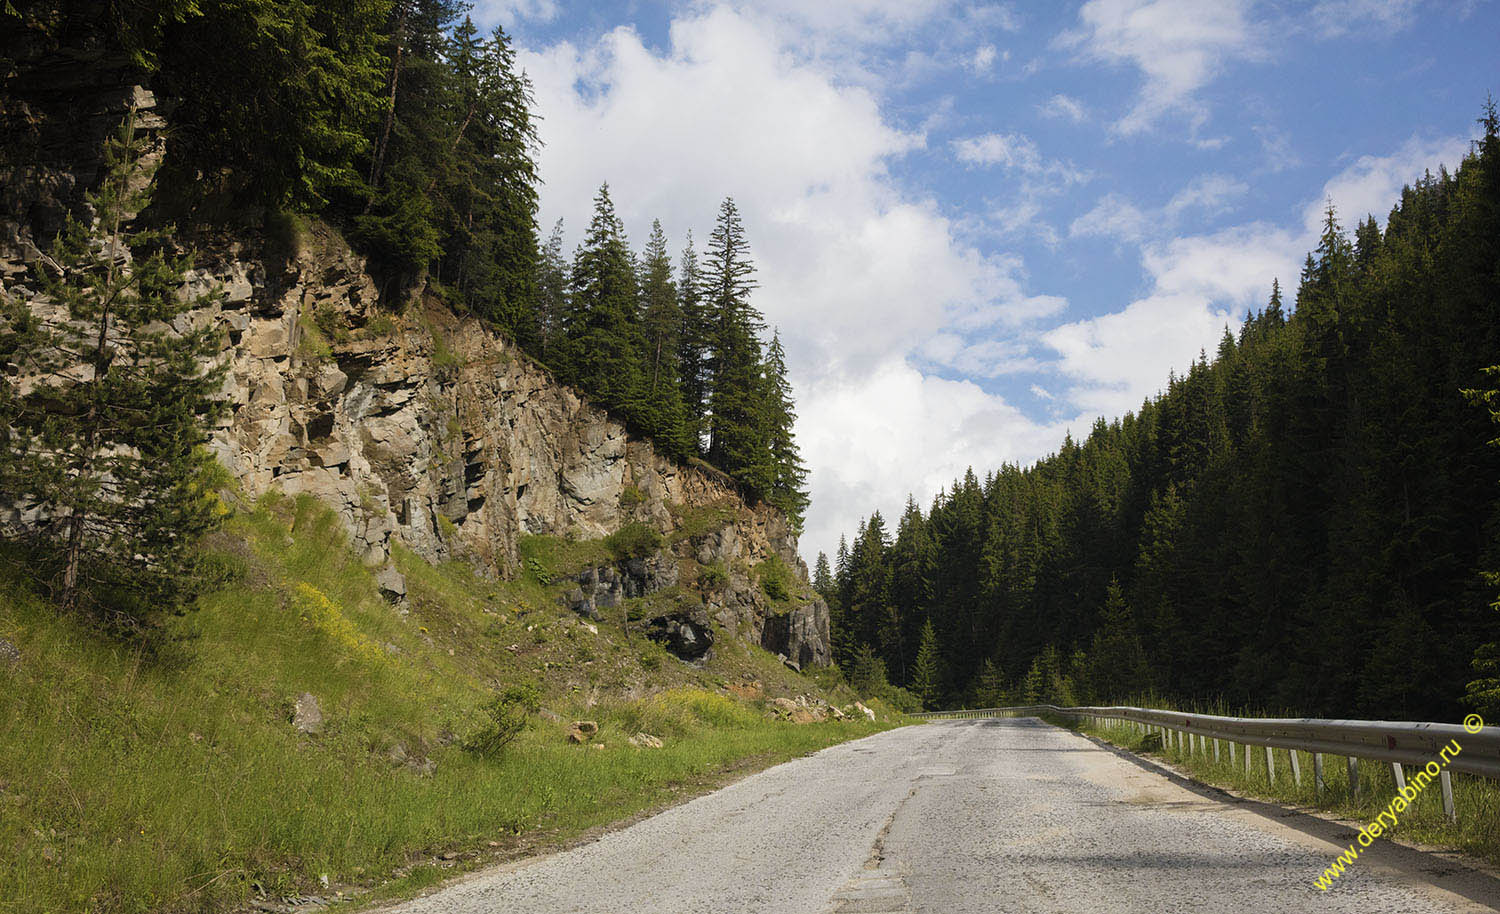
top-left (0, 73), bottom-right (831, 668)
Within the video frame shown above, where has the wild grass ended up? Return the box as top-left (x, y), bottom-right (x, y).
top-left (0, 494), bottom-right (890, 913)
top-left (1065, 711), bottom-right (1500, 866)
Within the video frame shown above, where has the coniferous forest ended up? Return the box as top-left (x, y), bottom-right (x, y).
top-left (821, 108), bottom-right (1500, 722)
top-left (5, 1), bottom-right (809, 531)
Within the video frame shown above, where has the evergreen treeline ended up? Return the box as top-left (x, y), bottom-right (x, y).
top-left (4, 1), bottom-right (808, 528)
top-left (821, 106), bottom-right (1500, 720)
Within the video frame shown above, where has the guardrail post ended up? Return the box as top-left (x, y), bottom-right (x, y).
top-left (1229, 741), bottom-right (1237, 765)
top-left (1391, 763), bottom-right (1407, 792)
top-left (1289, 749), bottom-right (1302, 786)
top-left (1213, 738), bottom-right (1221, 763)
top-left (1314, 753), bottom-right (1326, 797)
top-left (1347, 757), bottom-right (1360, 798)
top-left (1439, 770), bottom-right (1456, 822)
top-left (1245, 743), bottom-right (1252, 776)
top-left (1266, 745), bottom-right (1276, 783)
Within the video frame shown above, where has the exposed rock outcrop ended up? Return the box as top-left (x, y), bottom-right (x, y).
top-left (0, 71), bottom-right (833, 667)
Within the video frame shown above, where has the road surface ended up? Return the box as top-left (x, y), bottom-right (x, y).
top-left (379, 718), bottom-right (1500, 913)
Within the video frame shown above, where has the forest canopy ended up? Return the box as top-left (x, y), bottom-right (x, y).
top-left (820, 105), bottom-right (1500, 721)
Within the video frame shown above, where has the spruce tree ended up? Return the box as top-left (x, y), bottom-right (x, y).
top-left (703, 198), bottom-right (773, 498)
top-left (974, 657), bottom-right (1007, 708)
top-left (0, 109), bottom-right (226, 624)
top-left (534, 219), bottom-right (569, 369)
top-left (563, 184), bottom-right (646, 415)
top-left (676, 233), bottom-right (710, 454)
top-left (636, 220), bottom-right (692, 456)
top-left (761, 330), bottom-right (810, 531)
top-left (911, 619), bottom-right (943, 710)
top-left (1085, 579), bottom-right (1152, 702)
top-left (812, 552), bottom-right (834, 598)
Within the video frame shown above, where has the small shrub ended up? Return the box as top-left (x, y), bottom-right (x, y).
top-left (697, 562), bottom-right (728, 593)
top-left (525, 556), bottom-right (554, 585)
top-left (605, 523), bottom-right (662, 561)
top-left (756, 555), bottom-right (793, 602)
top-left (619, 485), bottom-right (644, 508)
top-left (465, 683), bottom-right (542, 758)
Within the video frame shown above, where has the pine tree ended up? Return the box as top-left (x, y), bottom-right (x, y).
top-left (534, 219), bottom-right (569, 368)
top-left (761, 330), bottom-right (809, 531)
top-left (911, 619), bottom-right (943, 710)
top-left (1085, 579), bottom-right (1152, 702)
top-left (974, 657), bottom-right (1007, 708)
top-left (635, 220), bottom-right (692, 456)
top-left (640, 220), bottom-right (680, 395)
top-left (676, 233), bottom-right (710, 454)
top-left (0, 109), bottom-right (226, 624)
top-left (703, 198), bottom-right (773, 498)
top-left (812, 552), bottom-right (834, 598)
top-left (563, 184), bottom-right (646, 416)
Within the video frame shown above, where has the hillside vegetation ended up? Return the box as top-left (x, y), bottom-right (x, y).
top-left (0, 493), bottom-right (891, 913)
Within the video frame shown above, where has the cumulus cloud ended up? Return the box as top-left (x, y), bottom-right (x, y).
top-left (518, 5), bottom-right (1061, 560)
top-left (1057, 0), bottom-right (1263, 136)
top-left (510, 1), bottom-right (1472, 564)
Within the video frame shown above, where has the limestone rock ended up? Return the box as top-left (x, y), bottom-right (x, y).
top-left (293, 693), bottom-right (323, 734)
top-left (853, 701), bottom-right (877, 722)
top-left (0, 121), bottom-right (833, 666)
top-left (375, 566), bottom-right (407, 604)
top-left (628, 732), bottom-right (663, 749)
top-left (568, 720), bottom-right (598, 743)
top-left (0, 637), bottom-right (19, 667)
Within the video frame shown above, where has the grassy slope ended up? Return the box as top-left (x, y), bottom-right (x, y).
top-left (0, 493), bottom-right (893, 914)
top-left (1062, 714), bottom-right (1500, 866)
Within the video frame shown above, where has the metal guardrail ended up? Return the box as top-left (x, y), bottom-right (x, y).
top-left (913, 704), bottom-right (1499, 820)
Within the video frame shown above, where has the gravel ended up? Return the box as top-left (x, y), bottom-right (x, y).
top-left (376, 718), bottom-right (1500, 913)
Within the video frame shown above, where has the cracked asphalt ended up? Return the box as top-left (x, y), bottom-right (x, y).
top-left (376, 718), bottom-right (1500, 913)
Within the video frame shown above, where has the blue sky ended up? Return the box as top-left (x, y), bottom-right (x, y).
top-left (471, 0), bottom-right (1498, 562)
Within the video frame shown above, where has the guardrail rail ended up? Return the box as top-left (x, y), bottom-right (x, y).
top-left (912, 704), bottom-right (1498, 822)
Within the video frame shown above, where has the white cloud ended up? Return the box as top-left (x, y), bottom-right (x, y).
top-left (797, 359), bottom-right (1072, 560)
top-left (1070, 173), bottom-right (1246, 243)
top-left (1058, 0), bottom-right (1263, 136)
top-left (1304, 135), bottom-right (1470, 233)
top-left (951, 131), bottom-right (1092, 194)
top-left (519, 6), bottom-right (1059, 560)
top-left (1048, 134), bottom-right (1470, 419)
top-left (1310, 0), bottom-right (1420, 38)
top-left (969, 44), bottom-right (1001, 73)
top-left (1038, 93), bottom-right (1088, 123)
top-left (1070, 193), bottom-right (1150, 242)
top-left (473, 0), bottom-right (560, 26)
top-left (953, 132), bottom-right (1042, 170)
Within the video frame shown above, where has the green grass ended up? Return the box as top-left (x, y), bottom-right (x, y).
top-left (0, 494), bottom-right (893, 914)
top-left (1064, 712), bottom-right (1500, 866)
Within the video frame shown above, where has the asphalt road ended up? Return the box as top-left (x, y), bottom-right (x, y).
top-left (379, 718), bottom-right (1500, 913)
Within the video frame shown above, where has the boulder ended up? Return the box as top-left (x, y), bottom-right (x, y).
top-left (293, 692), bottom-right (323, 734)
top-left (628, 732), bottom-right (663, 749)
top-left (375, 565), bottom-right (407, 604)
top-left (0, 637), bottom-right (19, 667)
top-left (853, 701), bottom-right (876, 722)
top-left (568, 720), bottom-right (599, 743)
